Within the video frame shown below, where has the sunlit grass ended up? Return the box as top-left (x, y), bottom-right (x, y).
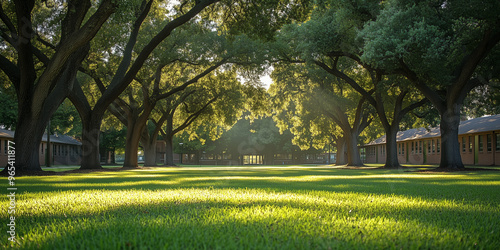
top-left (2, 166), bottom-right (500, 249)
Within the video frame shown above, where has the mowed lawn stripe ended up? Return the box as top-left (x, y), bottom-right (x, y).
top-left (2, 166), bottom-right (499, 249)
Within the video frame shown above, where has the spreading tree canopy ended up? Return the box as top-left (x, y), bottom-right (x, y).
top-left (0, 0), bottom-right (311, 172)
top-left (359, 0), bottom-right (500, 169)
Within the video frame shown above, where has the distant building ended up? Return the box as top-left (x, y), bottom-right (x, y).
top-left (151, 116), bottom-right (336, 166)
top-left (154, 142), bottom-right (333, 166)
top-left (363, 115), bottom-right (500, 166)
top-left (0, 128), bottom-right (82, 166)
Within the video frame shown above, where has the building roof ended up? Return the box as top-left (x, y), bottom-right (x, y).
top-left (0, 129), bottom-right (14, 139)
top-left (0, 128), bottom-right (81, 145)
top-left (366, 114), bottom-right (500, 146)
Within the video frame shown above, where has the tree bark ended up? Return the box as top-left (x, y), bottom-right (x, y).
top-left (122, 116), bottom-right (145, 169)
top-left (384, 126), bottom-right (401, 168)
top-left (141, 128), bottom-right (158, 166)
top-left (80, 114), bottom-right (103, 169)
top-left (142, 141), bottom-right (157, 166)
top-left (11, 117), bottom-right (47, 171)
top-left (164, 137), bottom-right (175, 166)
top-left (437, 107), bottom-right (464, 169)
top-left (12, 44), bottom-right (89, 172)
top-left (378, 96), bottom-right (427, 169)
top-left (345, 131), bottom-right (363, 166)
top-left (402, 74), bottom-right (468, 170)
top-left (161, 117), bottom-right (176, 166)
top-left (334, 137), bottom-right (346, 165)
top-left (0, 0), bottom-right (115, 174)
top-left (69, 79), bottom-right (104, 169)
top-left (323, 110), bottom-right (365, 167)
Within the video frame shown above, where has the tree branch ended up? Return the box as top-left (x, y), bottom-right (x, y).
top-left (36, 34), bottom-right (56, 50)
top-left (108, 98), bottom-right (130, 125)
top-left (314, 60), bottom-right (377, 107)
top-left (156, 58), bottom-right (227, 100)
top-left (400, 97), bottom-right (428, 119)
top-left (15, 0), bottom-right (37, 101)
top-left (32, 0), bottom-right (117, 109)
top-left (60, 0), bottom-right (92, 43)
top-left (449, 28), bottom-right (500, 105)
top-left (0, 3), bottom-right (16, 36)
top-left (172, 96), bottom-right (218, 135)
top-left (0, 53), bottom-right (20, 89)
top-left (68, 79), bottom-right (92, 118)
top-left (398, 59), bottom-right (445, 112)
top-left (393, 90), bottom-right (408, 117)
top-left (102, 0), bottom-right (153, 102)
top-left (78, 66), bottom-right (107, 93)
top-left (96, 0), bottom-right (220, 114)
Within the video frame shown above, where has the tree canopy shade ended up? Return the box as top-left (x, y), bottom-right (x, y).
top-left (359, 0), bottom-right (500, 169)
top-left (65, 0), bottom-right (311, 170)
top-left (0, 0), bottom-right (311, 173)
top-left (267, 0), bottom-right (499, 169)
top-left (284, 3), bottom-right (429, 168)
top-left (69, 0), bottom-right (224, 170)
top-left (0, 0), bottom-right (117, 172)
top-left (171, 115), bottom-right (320, 165)
top-left (463, 82), bottom-right (500, 118)
top-left (154, 72), bottom-right (249, 166)
top-left (268, 4), bottom-right (422, 167)
top-left (269, 62), bottom-right (373, 166)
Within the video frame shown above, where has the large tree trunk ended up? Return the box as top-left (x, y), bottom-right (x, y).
top-left (143, 143), bottom-right (156, 166)
top-left (11, 118), bottom-right (47, 172)
top-left (122, 119), bottom-right (144, 169)
top-left (11, 48), bottom-right (89, 173)
top-left (142, 132), bottom-right (157, 166)
top-left (164, 137), bottom-right (175, 166)
top-left (160, 115), bottom-right (177, 166)
top-left (80, 114), bottom-right (103, 169)
top-left (345, 131), bottom-right (363, 166)
top-left (335, 137), bottom-right (347, 165)
top-left (123, 138), bottom-right (141, 169)
top-left (3, 0), bottom-right (115, 174)
top-left (437, 107), bottom-right (464, 169)
top-left (384, 126), bottom-right (401, 168)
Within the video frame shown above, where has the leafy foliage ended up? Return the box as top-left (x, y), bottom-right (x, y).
top-left (269, 62), bottom-right (367, 150)
top-left (208, 0), bottom-right (313, 41)
top-left (100, 128), bottom-right (127, 154)
top-left (0, 88), bottom-right (17, 129)
top-left (463, 81), bottom-right (500, 118)
top-left (360, 0), bottom-right (500, 87)
top-left (50, 99), bottom-right (82, 138)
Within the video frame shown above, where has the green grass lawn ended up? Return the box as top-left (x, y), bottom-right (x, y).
top-left (2, 165), bottom-right (500, 249)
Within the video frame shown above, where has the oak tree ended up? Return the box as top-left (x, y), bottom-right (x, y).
top-left (0, 0), bottom-right (117, 172)
top-left (360, 0), bottom-right (500, 169)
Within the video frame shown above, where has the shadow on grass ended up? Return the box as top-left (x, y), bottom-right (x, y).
top-left (17, 167), bottom-right (500, 204)
top-left (10, 189), bottom-right (500, 249)
top-left (5, 167), bottom-right (500, 248)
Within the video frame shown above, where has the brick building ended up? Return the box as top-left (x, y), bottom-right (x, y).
top-left (364, 115), bottom-right (500, 166)
top-left (0, 128), bottom-right (82, 166)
